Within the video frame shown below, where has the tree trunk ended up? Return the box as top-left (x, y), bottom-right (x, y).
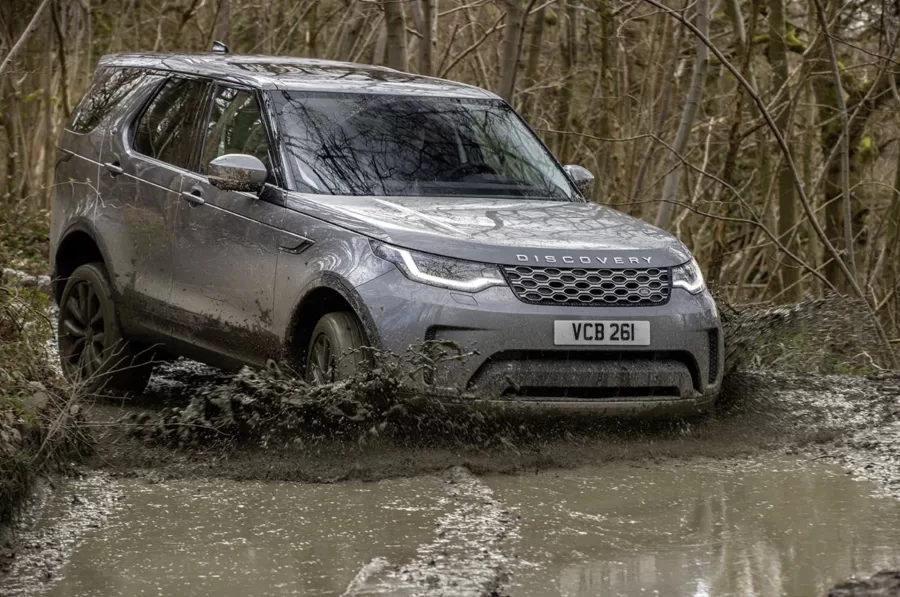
top-left (888, 147), bottom-right (900, 333)
top-left (498, 0), bottom-right (525, 102)
top-left (631, 9), bottom-right (682, 206)
top-left (382, 0), bottom-right (409, 71)
top-left (555, 0), bottom-right (578, 163)
top-left (655, 0), bottom-right (709, 229)
top-left (767, 0), bottom-right (801, 300)
top-left (520, 6), bottom-right (546, 120)
top-left (808, 0), bottom-right (849, 291)
top-left (307, 2), bottom-right (319, 57)
top-left (213, 0), bottom-right (231, 46)
top-left (419, 0), bottom-right (435, 75)
top-left (593, 0), bottom-right (619, 201)
top-left (708, 0), bottom-right (759, 288)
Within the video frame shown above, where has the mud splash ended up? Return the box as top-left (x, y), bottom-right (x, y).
top-left (80, 295), bottom-right (892, 484)
top-left (120, 295), bottom-right (891, 448)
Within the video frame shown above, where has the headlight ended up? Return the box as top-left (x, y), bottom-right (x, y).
top-left (371, 241), bottom-right (505, 292)
top-left (672, 257), bottom-right (706, 293)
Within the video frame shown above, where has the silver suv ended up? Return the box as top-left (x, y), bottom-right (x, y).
top-left (51, 51), bottom-right (723, 414)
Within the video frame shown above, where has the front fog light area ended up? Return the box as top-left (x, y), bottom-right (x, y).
top-left (672, 257), bottom-right (706, 294)
top-left (371, 241), bottom-right (506, 292)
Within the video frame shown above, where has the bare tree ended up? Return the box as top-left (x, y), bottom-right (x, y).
top-left (555, 0), bottom-right (578, 163)
top-left (655, 0), bottom-right (709, 229)
top-left (498, 0), bottom-right (525, 102)
top-left (519, 4), bottom-right (546, 120)
top-left (420, 0), bottom-right (436, 75)
top-left (768, 0), bottom-right (800, 300)
top-left (0, 0), bottom-right (53, 79)
top-left (382, 0), bottom-right (409, 71)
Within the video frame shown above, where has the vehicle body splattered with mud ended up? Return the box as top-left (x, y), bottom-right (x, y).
top-left (50, 51), bottom-right (722, 414)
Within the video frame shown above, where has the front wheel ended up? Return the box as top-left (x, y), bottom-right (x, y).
top-left (57, 263), bottom-right (153, 394)
top-left (305, 312), bottom-right (366, 384)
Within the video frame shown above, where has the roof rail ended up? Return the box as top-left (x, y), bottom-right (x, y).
top-left (212, 41), bottom-right (229, 54)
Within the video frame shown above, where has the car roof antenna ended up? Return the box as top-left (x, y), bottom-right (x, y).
top-left (212, 41), bottom-right (229, 54)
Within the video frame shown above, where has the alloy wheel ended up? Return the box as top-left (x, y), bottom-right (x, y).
top-left (60, 279), bottom-right (106, 381)
top-left (308, 333), bottom-right (335, 384)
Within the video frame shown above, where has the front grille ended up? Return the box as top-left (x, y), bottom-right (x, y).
top-left (503, 266), bottom-right (671, 306)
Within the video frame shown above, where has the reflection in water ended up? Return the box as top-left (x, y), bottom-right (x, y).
top-left (485, 458), bottom-right (900, 597)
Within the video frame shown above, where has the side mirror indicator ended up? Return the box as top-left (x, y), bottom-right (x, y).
top-left (207, 154), bottom-right (267, 194)
top-left (563, 164), bottom-right (595, 198)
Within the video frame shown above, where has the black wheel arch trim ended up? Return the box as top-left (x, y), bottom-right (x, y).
top-left (53, 219), bottom-right (117, 294)
top-left (286, 271), bottom-right (383, 355)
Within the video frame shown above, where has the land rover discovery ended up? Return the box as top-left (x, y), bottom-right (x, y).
top-left (50, 50), bottom-right (723, 414)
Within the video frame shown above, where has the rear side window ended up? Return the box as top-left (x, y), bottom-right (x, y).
top-left (133, 77), bottom-right (208, 169)
top-left (69, 68), bottom-right (145, 134)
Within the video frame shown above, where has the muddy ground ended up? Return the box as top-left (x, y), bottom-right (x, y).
top-left (2, 295), bottom-right (900, 595)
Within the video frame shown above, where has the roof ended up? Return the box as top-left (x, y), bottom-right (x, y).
top-left (97, 53), bottom-right (497, 99)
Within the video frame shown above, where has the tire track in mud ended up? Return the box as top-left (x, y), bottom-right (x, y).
top-left (342, 466), bottom-right (517, 597)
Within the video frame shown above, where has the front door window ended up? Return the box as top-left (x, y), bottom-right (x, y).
top-left (201, 87), bottom-right (271, 175)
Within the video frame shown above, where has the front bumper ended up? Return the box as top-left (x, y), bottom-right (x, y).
top-left (356, 269), bottom-right (723, 412)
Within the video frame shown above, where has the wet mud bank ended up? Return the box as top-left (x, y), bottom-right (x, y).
top-left (1, 271), bottom-right (87, 568)
top-left (0, 401), bottom-right (84, 541)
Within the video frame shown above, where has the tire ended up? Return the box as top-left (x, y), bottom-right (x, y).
top-left (57, 262), bottom-right (153, 395)
top-left (305, 312), bottom-right (366, 384)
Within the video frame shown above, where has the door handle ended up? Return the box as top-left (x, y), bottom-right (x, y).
top-left (181, 188), bottom-right (205, 206)
top-left (103, 161), bottom-right (124, 176)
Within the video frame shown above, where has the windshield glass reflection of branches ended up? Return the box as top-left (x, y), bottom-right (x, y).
top-left (272, 93), bottom-right (574, 200)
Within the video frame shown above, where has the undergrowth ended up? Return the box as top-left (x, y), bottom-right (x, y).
top-left (0, 204), bottom-right (49, 276)
top-left (0, 278), bottom-right (84, 531)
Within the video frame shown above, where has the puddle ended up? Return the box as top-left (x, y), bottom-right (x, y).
top-left (484, 457), bottom-right (900, 597)
top-left (19, 476), bottom-right (453, 597)
top-left (5, 457), bottom-right (900, 596)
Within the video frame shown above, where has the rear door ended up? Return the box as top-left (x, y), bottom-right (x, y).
top-left (171, 83), bottom-right (306, 365)
top-left (97, 75), bottom-right (208, 338)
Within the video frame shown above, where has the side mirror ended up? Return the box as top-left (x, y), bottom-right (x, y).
top-left (208, 154), bottom-right (267, 193)
top-left (563, 164), bottom-right (595, 198)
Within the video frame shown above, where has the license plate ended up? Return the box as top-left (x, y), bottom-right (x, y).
top-left (553, 320), bottom-right (650, 346)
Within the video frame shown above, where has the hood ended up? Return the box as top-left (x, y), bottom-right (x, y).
top-left (285, 194), bottom-right (692, 267)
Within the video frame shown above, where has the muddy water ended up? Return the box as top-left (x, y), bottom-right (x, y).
top-left (8, 458), bottom-right (900, 597)
top-left (486, 458), bottom-right (900, 597)
top-left (36, 477), bottom-right (455, 597)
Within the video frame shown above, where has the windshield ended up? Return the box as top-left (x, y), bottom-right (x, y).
top-left (269, 92), bottom-right (577, 200)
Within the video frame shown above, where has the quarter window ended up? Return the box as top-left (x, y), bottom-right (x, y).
top-left (133, 77), bottom-right (207, 169)
top-left (200, 86), bottom-right (271, 174)
top-left (69, 68), bottom-right (146, 134)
